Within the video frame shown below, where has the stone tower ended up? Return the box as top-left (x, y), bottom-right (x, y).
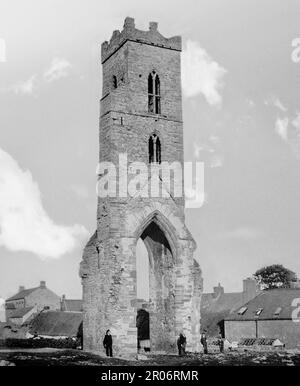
top-left (80, 17), bottom-right (202, 355)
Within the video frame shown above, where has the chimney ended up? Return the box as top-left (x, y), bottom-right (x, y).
top-left (40, 281), bottom-right (46, 289)
top-left (149, 22), bottom-right (158, 32)
top-left (19, 286), bottom-right (25, 292)
top-left (243, 278), bottom-right (258, 302)
top-left (213, 283), bottom-right (224, 298)
top-left (60, 294), bottom-right (66, 311)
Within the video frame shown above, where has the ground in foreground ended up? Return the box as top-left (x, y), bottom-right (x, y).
top-left (0, 348), bottom-right (299, 366)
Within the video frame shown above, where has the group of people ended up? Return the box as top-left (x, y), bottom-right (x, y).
top-left (177, 331), bottom-right (224, 356)
top-left (103, 329), bottom-right (225, 357)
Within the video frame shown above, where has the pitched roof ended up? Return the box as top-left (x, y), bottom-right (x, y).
top-left (6, 287), bottom-right (39, 301)
top-left (63, 299), bottom-right (83, 312)
top-left (201, 292), bottom-right (244, 314)
top-left (9, 307), bottom-right (35, 319)
top-left (225, 288), bottom-right (300, 321)
top-left (29, 311), bottom-right (82, 337)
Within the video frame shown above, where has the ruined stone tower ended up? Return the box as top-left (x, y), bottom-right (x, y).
top-left (80, 17), bottom-right (202, 355)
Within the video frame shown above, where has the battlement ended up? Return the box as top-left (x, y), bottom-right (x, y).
top-left (101, 17), bottom-right (182, 63)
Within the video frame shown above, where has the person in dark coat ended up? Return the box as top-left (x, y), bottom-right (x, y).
top-left (218, 333), bottom-right (224, 353)
top-left (200, 331), bottom-right (208, 354)
top-left (103, 329), bottom-right (113, 357)
top-left (177, 333), bottom-right (186, 356)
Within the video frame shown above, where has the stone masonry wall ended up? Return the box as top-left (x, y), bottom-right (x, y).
top-left (80, 18), bottom-right (203, 356)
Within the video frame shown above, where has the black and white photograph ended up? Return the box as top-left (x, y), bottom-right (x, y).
top-left (1, 0), bottom-right (300, 378)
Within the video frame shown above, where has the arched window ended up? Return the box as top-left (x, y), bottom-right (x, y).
top-left (112, 75), bottom-right (117, 89)
top-left (148, 134), bottom-right (161, 164)
top-left (148, 71), bottom-right (161, 114)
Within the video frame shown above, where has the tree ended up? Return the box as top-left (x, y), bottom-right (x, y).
top-left (254, 264), bottom-right (297, 290)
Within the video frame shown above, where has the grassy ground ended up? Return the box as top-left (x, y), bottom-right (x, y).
top-left (0, 348), bottom-right (300, 366)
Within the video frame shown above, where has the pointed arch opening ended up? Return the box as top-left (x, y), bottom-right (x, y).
top-left (148, 71), bottom-right (161, 114)
top-left (148, 134), bottom-right (161, 164)
top-left (135, 217), bottom-right (176, 352)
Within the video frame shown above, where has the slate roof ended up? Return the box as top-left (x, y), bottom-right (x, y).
top-left (6, 287), bottom-right (39, 302)
top-left (225, 288), bottom-right (300, 321)
top-left (63, 299), bottom-right (83, 312)
top-left (201, 292), bottom-right (245, 314)
top-left (29, 311), bottom-right (83, 337)
top-left (9, 307), bottom-right (35, 319)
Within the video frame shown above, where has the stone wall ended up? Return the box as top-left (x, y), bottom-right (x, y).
top-left (80, 18), bottom-right (203, 356)
top-left (225, 319), bottom-right (300, 349)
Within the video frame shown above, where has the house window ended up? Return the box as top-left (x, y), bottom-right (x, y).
top-left (148, 134), bottom-right (161, 164)
top-left (148, 71), bottom-right (161, 114)
top-left (255, 308), bottom-right (263, 316)
top-left (274, 307), bottom-right (282, 316)
top-left (237, 306), bottom-right (247, 315)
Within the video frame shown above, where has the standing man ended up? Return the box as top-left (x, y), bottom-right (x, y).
top-left (200, 331), bottom-right (208, 354)
top-left (218, 333), bottom-right (224, 353)
top-left (103, 330), bottom-right (113, 357)
top-left (177, 333), bottom-right (187, 356)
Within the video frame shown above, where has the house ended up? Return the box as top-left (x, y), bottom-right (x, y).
top-left (201, 278), bottom-right (260, 336)
top-left (224, 288), bottom-right (300, 349)
top-left (5, 281), bottom-right (60, 324)
top-left (29, 311), bottom-right (83, 339)
top-left (60, 295), bottom-right (83, 312)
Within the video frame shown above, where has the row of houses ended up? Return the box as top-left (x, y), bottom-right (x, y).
top-left (2, 279), bottom-right (300, 350)
top-left (0, 282), bottom-right (83, 341)
top-left (201, 278), bottom-right (300, 349)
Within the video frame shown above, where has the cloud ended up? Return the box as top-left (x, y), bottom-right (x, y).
top-left (218, 227), bottom-right (261, 240)
top-left (292, 112), bottom-right (300, 131)
top-left (182, 40), bottom-right (227, 106)
top-left (12, 75), bottom-right (37, 95)
top-left (193, 143), bottom-right (214, 158)
top-left (265, 96), bottom-right (288, 112)
top-left (275, 117), bottom-right (289, 141)
top-left (194, 136), bottom-right (223, 168)
top-left (274, 114), bottom-right (300, 159)
top-left (0, 38), bottom-right (6, 62)
top-left (70, 184), bottom-right (89, 199)
top-left (0, 147), bottom-right (89, 259)
top-left (210, 155), bottom-right (223, 168)
top-left (44, 57), bottom-right (72, 82)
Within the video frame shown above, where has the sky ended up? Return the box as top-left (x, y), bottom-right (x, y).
top-left (1, 0), bottom-right (300, 311)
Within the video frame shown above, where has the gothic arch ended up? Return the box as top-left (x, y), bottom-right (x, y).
top-left (134, 210), bottom-right (179, 262)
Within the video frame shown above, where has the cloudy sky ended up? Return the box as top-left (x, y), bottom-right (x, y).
top-left (0, 0), bottom-right (300, 310)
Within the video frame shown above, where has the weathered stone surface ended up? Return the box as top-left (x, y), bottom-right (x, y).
top-left (80, 18), bottom-right (203, 356)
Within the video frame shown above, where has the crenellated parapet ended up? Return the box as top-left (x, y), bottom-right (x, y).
top-left (101, 17), bottom-right (182, 63)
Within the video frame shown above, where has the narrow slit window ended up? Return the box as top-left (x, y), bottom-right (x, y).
top-left (112, 75), bottom-right (117, 89)
top-left (148, 71), bottom-right (161, 114)
top-left (149, 134), bottom-right (161, 164)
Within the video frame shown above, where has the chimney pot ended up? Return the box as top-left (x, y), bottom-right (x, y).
top-left (19, 286), bottom-right (25, 292)
top-left (40, 281), bottom-right (46, 288)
